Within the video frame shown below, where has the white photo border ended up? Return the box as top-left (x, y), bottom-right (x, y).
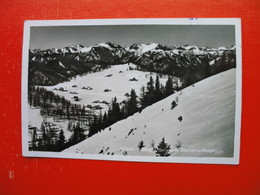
top-left (22, 18), bottom-right (242, 164)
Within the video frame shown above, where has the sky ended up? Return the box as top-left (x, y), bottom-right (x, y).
top-left (30, 25), bottom-right (235, 50)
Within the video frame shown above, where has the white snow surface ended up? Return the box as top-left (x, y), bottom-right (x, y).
top-left (97, 43), bottom-right (112, 49)
top-left (45, 63), bottom-right (169, 113)
top-left (63, 69), bottom-right (236, 157)
top-left (79, 47), bottom-right (92, 53)
top-left (184, 46), bottom-right (199, 51)
top-left (141, 43), bottom-right (158, 53)
top-left (218, 46), bottom-right (228, 51)
top-left (128, 43), bottom-right (159, 56)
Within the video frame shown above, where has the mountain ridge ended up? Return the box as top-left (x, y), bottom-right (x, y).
top-left (28, 42), bottom-right (236, 86)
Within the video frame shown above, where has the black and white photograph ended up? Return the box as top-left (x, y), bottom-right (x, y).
top-left (22, 18), bottom-right (242, 164)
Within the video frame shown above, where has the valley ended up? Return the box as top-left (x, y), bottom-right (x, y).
top-left (44, 63), bottom-right (172, 113)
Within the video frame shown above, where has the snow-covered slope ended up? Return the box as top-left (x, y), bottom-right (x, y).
top-left (79, 46), bottom-right (92, 53)
top-left (63, 69), bottom-right (236, 157)
top-left (97, 43), bottom-right (113, 49)
top-left (128, 43), bottom-right (159, 56)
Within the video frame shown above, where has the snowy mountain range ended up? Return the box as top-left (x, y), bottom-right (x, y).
top-left (28, 42), bottom-right (236, 86)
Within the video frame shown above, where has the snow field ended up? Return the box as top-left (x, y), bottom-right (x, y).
top-left (45, 63), bottom-right (169, 113)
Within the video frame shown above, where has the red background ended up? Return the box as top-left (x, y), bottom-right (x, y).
top-left (0, 0), bottom-right (259, 194)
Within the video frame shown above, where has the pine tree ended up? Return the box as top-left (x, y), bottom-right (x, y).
top-left (41, 122), bottom-right (49, 150)
top-left (140, 85), bottom-right (148, 109)
top-left (120, 106), bottom-right (126, 119)
top-left (97, 111), bottom-right (103, 131)
top-left (103, 112), bottom-right (108, 127)
top-left (155, 75), bottom-right (160, 92)
top-left (138, 140), bottom-right (145, 151)
top-left (155, 137), bottom-right (171, 157)
top-left (71, 122), bottom-right (85, 144)
top-left (110, 97), bottom-right (121, 123)
top-left (57, 129), bottom-right (65, 151)
top-left (154, 75), bottom-right (163, 102)
top-left (66, 100), bottom-right (71, 120)
top-left (164, 76), bottom-right (174, 97)
top-left (147, 76), bottom-right (156, 105)
top-left (127, 89), bottom-right (138, 116)
top-left (107, 107), bottom-right (112, 126)
top-left (88, 115), bottom-right (98, 137)
top-left (171, 100), bottom-right (177, 109)
top-left (147, 76), bottom-right (154, 94)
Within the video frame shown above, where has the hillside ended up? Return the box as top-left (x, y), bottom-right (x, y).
top-left (63, 69), bottom-right (236, 157)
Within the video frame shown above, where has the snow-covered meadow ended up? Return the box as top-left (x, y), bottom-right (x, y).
top-left (44, 63), bottom-right (171, 113)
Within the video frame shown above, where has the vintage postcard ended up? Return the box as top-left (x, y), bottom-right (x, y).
top-left (22, 18), bottom-right (242, 164)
